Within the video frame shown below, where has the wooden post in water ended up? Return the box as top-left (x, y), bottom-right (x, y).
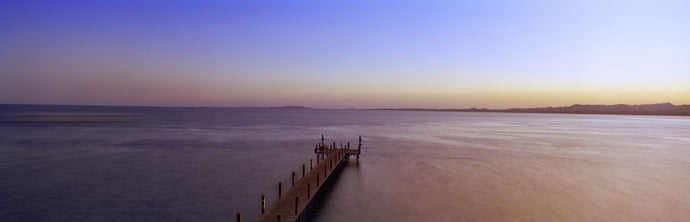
top-left (307, 183), bottom-right (311, 197)
top-left (237, 213), bottom-right (241, 222)
top-left (302, 164), bottom-right (305, 177)
top-left (295, 196), bottom-right (299, 215)
top-left (347, 142), bottom-right (350, 149)
top-left (316, 155), bottom-right (319, 164)
top-left (292, 172), bottom-right (295, 186)
top-left (277, 215), bottom-right (281, 222)
top-left (310, 159), bottom-right (313, 170)
top-left (324, 166), bottom-right (327, 175)
top-left (316, 173), bottom-right (320, 186)
top-left (261, 195), bottom-right (266, 214)
top-left (278, 182), bottom-right (282, 199)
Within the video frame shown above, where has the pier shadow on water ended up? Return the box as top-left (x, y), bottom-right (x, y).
top-left (305, 158), bottom-right (360, 222)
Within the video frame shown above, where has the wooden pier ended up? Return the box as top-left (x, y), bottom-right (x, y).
top-left (243, 141), bottom-right (361, 222)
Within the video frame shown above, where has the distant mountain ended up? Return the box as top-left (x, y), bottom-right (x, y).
top-left (376, 102), bottom-right (690, 116)
top-left (269, 106), bottom-right (310, 109)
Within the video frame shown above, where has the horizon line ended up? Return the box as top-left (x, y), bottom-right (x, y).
top-left (1, 102), bottom-right (687, 111)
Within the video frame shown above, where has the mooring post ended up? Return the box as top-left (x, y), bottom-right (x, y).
top-left (261, 195), bottom-right (266, 214)
top-left (316, 155), bottom-right (319, 164)
top-left (324, 166), bottom-right (327, 175)
top-left (237, 213), bottom-right (241, 222)
top-left (317, 173), bottom-right (320, 186)
top-left (302, 164), bottom-right (305, 177)
top-left (295, 196), bottom-right (299, 215)
top-left (307, 183), bottom-right (311, 197)
top-left (292, 172), bottom-right (296, 186)
top-left (310, 159), bottom-right (313, 170)
top-left (279, 182), bottom-right (282, 199)
top-left (277, 214), bottom-right (281, 222)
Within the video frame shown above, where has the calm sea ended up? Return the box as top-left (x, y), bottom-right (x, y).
top-left (1, 105), bottom-right (689, 221)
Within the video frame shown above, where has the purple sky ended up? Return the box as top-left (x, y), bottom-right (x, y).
top-left (1, 0), bottom-right (689, 108)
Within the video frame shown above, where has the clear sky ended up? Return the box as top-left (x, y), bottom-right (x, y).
top-left (1, 0), bottom-right (689, 108)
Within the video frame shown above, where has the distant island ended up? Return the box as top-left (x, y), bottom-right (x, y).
top-left (269, 106), bottom-right (310, 109)
top-left (375, 102), bottom-right (690, 116)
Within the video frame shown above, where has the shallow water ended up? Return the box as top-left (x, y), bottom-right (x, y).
top-left (1, 105), bottom-right (689, 221)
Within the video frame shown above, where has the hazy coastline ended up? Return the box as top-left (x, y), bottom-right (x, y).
top-left (375, 102), bottom-right (690, 116)
top-left (3, 103), bottom-right (690, 124)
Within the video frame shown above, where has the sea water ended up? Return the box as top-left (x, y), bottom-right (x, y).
top-left (1, 105), bottom-right (688, 221)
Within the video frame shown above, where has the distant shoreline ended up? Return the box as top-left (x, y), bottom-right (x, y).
top-left (373, 102), bottom-right (690, 116)
top-left (2, 103), bottom-right (690, 117)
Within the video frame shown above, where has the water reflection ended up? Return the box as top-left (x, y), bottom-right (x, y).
top-left (1, 106), bottom-right (688, 221)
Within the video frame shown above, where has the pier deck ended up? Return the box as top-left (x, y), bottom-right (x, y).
top-left (253, 146), bottom-right (360, 222)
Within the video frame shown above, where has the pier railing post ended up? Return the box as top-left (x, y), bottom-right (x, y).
top-left (316, 155), bottom-right (319, 164)
top-left (310, 159), bottom-right (313, 170)
top-left (277, 214), bottom-right (281, 222)
top-left (279, 182), bottom-right (282, 199)
top-left (237, 213), bottom-right (241, 222)
top-left (307, 183), bottom-right (311, 197)
top-left (261, 195), bottom-right (266, 214)
top-left (317, 173), bottom-right (320, 186)
top-left (292, 172), bottom-right (295, 186)
top-left (302, 164), bottom-right (305, 177)
top-left (295, 196), bottom-right (299, 215)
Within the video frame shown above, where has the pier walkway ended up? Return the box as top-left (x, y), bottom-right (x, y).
top-left (250, 143), bottom-right (361, 222)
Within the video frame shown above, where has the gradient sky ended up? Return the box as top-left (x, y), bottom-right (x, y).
top-left (1, 0), bottom-right (689, 108)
